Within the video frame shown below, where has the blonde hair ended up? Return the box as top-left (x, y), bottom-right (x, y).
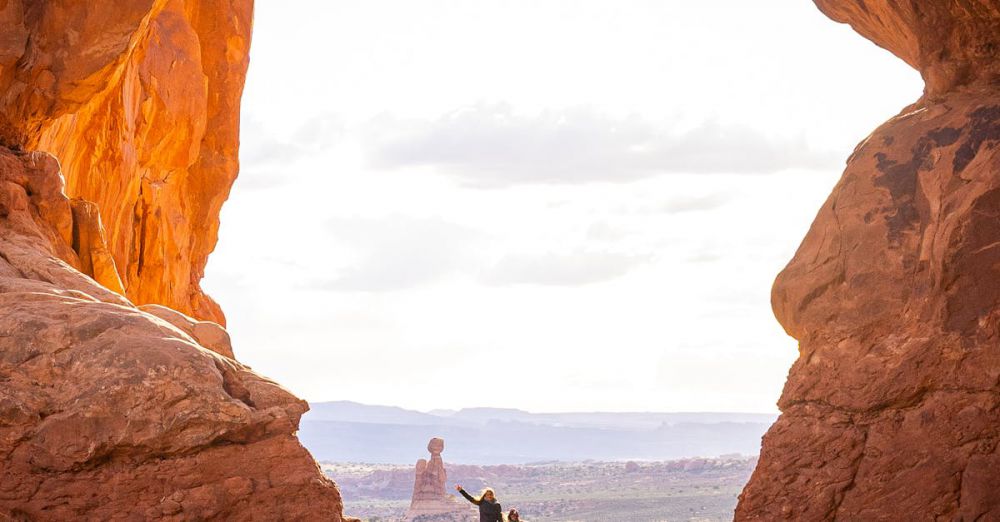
top-left (478, 488), bottom-right (496, 502)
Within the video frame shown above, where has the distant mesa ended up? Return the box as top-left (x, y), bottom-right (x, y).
top-left (405, 438), bottom-right (475, 521)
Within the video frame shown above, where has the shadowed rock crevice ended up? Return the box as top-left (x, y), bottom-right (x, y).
top-left (69, 197), bottom-right (126, 295)
top-left (214, 358), bottom-right (259, 409)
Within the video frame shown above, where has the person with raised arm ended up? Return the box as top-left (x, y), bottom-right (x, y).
top-left (454, 484), bottom-right (503, 522)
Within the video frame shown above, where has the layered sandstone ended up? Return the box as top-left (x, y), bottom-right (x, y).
top-left (737, 1), bottom-right (1000, 520)
top-left (0, 0), bottom-right (346, 519)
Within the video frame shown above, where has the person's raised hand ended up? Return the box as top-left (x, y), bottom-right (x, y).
top-left (455, 484), bottom-right (462, 491)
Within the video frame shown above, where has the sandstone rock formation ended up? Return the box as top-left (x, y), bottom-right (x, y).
top-left (0, 0), bottom-right (345, 519)
top-left (0, 147), bottom-right (343, 519)
top-left (405, 438), bottom-right (474, 521)
top-left (0, 0), bottom-right (252, 324)
top-left (737, 2), bottom-right (1000, 520)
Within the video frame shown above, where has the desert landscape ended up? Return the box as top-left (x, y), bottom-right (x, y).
top-left (326, 456), bottom-right (756, 522)
top-left (300, 405), bottom-right (771, 520)
top-left (1, 0), bottom-right (999, 520)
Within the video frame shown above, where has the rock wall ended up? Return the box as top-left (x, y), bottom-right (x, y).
top-left (737, 1), bottom-right (1000, 520)
top-left (0, 147), bottom-right (343, 519)
top-left (0, 0), bottom-right (250, 324)
top-left (0, 0), bottom-right (346, 519)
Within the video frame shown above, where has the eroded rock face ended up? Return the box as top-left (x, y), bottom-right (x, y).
top-left (0, 146), bottom-right (343, 519)
top-left (737, 2), bottom-right (1000, 520)
top-left (0, 0), bottom-right (251, 324)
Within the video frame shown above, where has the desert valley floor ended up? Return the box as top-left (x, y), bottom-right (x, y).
top-left (324, 456), bottom-right (756, 521)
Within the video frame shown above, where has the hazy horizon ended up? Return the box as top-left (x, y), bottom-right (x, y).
top-left (309, 398), bottom-right (779, 416)
top-left (299, 401), bottom-right (777, 465)
top-left (203, 0), bottom-right (922, 413)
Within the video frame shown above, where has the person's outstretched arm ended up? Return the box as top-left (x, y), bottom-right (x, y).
top-left (455, 485), bottom-right (480, 505)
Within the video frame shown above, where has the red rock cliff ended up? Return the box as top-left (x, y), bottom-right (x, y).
top-left (738, 1), bottom-right (1000, 520)
top-left (0, 0), bottom-right (345, 519)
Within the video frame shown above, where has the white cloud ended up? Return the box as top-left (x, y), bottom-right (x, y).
top-left (237, 113), bottom-right (347, 191)
top-left (658, 193), bottom-right (730, 214)
top-left (206, 0), bottom-right (925, 413)
top-left (311, 215), bottom-right (652, 290)
top-left (314, 216), bottom-right (478, 292)
top-left (365, 103), bottom-right (840, 187)
top-left (481, 250), bottom-right (650, 286)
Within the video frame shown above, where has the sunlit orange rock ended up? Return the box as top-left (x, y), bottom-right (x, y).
top-left (70, 198), bottom-right (126, 295)
top-left (738, 2), bottom-right (1000, 520)
top-left (0, 0), bottom-right (250, 324)
top-left (0, 0), bottom-right (346, 519)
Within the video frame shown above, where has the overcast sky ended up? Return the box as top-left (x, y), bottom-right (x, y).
top-left (203, 0), bottom-right (922, 413)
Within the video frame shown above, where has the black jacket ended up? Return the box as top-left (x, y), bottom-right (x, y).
top-left (458, 488), bottom-right (503, 522)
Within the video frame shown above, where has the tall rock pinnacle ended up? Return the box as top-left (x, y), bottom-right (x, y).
top-left (405, 438), bottom-right (473, 521)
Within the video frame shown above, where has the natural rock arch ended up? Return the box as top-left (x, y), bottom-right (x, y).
top-left (5, 0), bottom-right (999, 519)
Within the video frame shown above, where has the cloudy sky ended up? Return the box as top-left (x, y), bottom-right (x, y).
top-left (203, 0), bottom-right (922, 413)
